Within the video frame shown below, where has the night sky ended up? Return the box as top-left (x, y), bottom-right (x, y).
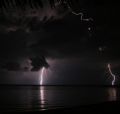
top-left (0, 0), bottom-right (120, 85)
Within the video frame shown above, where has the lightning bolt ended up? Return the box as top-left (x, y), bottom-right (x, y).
top-left (40, 67), bottom-right (45, 85)
top-left (66, 2), bottom-right (93, 22)
top-left (108, 64), bottom-right (116, 86)
top-left (39, 67), bottom-right (46, 109)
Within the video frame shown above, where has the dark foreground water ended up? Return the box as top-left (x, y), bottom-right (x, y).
top-left (0, 86), bottom-right (120, 112)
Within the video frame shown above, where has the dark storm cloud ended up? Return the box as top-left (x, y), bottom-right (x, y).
top-left (0, 0), bottom-right (120, 72)
top-left (0, 14), bottom-right (92, 71)
top-left (0, 30), bottom-right (50, 71)
top-left (0, 0), bottom-right (68, 32)
top-left (0, 0), bottom-right (69, 71)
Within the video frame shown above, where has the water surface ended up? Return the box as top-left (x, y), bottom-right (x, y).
top-left (0, 86), bottom-right (120, 112)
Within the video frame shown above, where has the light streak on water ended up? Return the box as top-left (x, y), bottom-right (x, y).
top-left (39, 67), bottom-right (45, 110)
top-left (108, 88), bottom-right (117, 101)
top-left (40, 86), bottom-right (45, 110)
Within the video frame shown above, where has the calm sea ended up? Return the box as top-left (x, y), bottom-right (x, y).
top-left (0, 86), bottom-right (120, 112)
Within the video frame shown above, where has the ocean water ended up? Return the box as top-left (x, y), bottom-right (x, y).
top-left (0, 86), bottom-right (120, 112)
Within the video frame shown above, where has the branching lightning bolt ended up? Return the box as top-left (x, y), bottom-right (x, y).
top-left (108, 64), bottom-right (116, 86)
top-left (66, 2), bottom-right (93, 22)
